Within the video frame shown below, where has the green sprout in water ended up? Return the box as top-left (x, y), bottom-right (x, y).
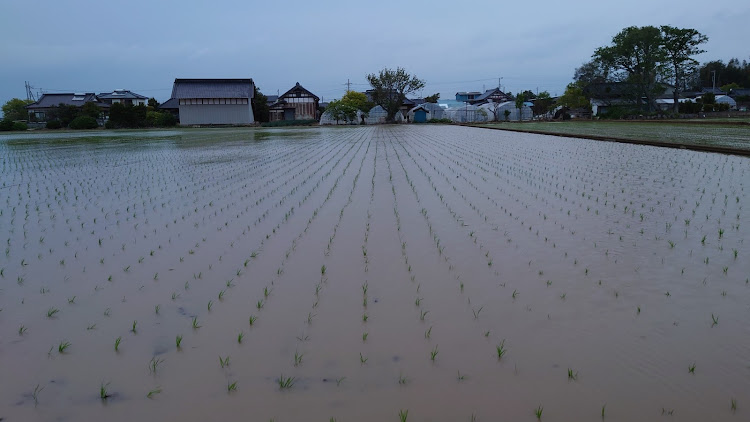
top-left (58, 341), bottom-right (71, 353)
top-left (227, 381), bottom-right (238, 393)
top-left (399, 409), bottom-right (409, 422)
top-left (115, 336), bottom-right (122, 352)
top-left (100, 382), bottom-right (111, 400)
top-left (430, 345), bottom-right (439, 361)
top-left (535, 404), bottom-right (543, 420)
top-left (277, 374), bottom-right (295, 389)
top-left (176, 335), bottom-right (183, 348)
top-left (496, 339), bottom-right (507, 359)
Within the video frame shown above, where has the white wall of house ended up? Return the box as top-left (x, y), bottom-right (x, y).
top-left (178, 103), bottom-right (254, 125)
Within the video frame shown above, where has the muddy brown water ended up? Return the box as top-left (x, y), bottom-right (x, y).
top-left (1, 126), bottom-right (748, 421)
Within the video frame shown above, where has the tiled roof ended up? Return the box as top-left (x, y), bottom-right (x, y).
top-left (171, 79), bottom-right (255, 99)
top-left (278, 83), bottom-right (319, 101)
top-left (98, 90), bottom-right (148, 100)
top-left (25, 93), bottom-right (109, 109)
top-left (159, 98), bottom-right (179, 109)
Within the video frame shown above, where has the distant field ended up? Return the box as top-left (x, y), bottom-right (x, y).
top-left (477, 121), bottom-right (750, 152)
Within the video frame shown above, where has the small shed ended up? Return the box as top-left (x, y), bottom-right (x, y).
top-left (412, 106), bottom-right (428, 123)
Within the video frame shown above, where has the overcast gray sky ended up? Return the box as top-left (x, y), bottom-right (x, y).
top-left (1, 0), bottom-right (748, 107)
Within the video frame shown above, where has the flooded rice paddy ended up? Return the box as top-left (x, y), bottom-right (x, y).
top-left (1, 125), bottom-right (749, 421)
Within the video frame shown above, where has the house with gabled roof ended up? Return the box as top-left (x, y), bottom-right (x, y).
top-left (98, 89), bottom-right (148, 106)
top-left (171, 78), bottom-right (255, 125)
top-left (269, 82), bottom-right (319, 121)
top-left (25, 93), bottom-right (109, 122)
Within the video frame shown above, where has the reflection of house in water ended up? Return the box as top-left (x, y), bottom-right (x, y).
top-left (269, 83), bottom-right (319, 121)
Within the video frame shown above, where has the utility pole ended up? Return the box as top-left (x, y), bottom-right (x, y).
top-left (711, 70), bottom-right (716, 92)
top-left (25, 81), bottom-right (36, 102)
top-left (346, 79), bottom-right (351, 93)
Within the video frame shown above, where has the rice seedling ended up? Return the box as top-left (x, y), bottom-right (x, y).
top-left (711, 313), bottom-right (719, 326)
top-left (430, 345), bottom-right (439, 361)
top-left (567, 368), bottom-right (578, 380)
top-left (100, 382), bottom-right (111, 400)
top-left (207, 300), bottom-right (213, 311)
top-left (534, 404), bottom-right (543, 420)
top-left (149, 357), bottom-right (164, 373)
top-left (114, 336), bottom-right (122, 352)
top-left (419, 310), bottom-right (429, 320)
top-left (227, 381), bottom-right (238, 393)
top-left (688, 363), bottom-right (696, 374)
top-left (176, 335), bottom-right (183, 348)
top-left (362, 332), bottom-right (368, 341)
top-left (601, 404), bottom-right (606, 418)
top-left (237, 332), bottom-right (244, 344)
top-left (131, 320), bottom-right (137, 333)
top-left (257, 299), bottom-right (264, 310)
top-left (192, 316), bottom-right (201, 329)
top-left (19, 325), bottom-right (27, 335)
top-left (147, 387), bottom-right (162, 399)
top-left (731, 398), bottom-right (737, 411)
top-left (58, 341), bottom-right (71, 353)
top-left (362, 313), bottom-right (369, 322)
top-left (31, 383), bottom-right (44, 405)
top-left (47, 307), bottom-right (60, 318)
top-left (277, 374), bottom-right (295, 389)
top-left (399, 409), bottom-right (409, 422)
top-left (248, 315), bottom-right (257, 326)
top-left (457, 370), bottom-right (466, 381)
top-left (496, 339), bottom-right (507, 359)
top-left (359, 352), bottom-right (368, 364)
top-left (219, 355), bottom-right (230, 368)
top-left (472, 306), bottom-right (483, 319)
top-left (398, 372), bottom-right (408, 384)
top-left (294, 350), bottom-right (304, 366)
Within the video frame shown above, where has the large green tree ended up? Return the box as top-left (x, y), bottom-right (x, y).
top-left (660, 25), bottom-right (708, 111)
top-left (2, 98), bottom-right (32, 121)
top-left (558, 83), bottom-right (590, 109)
top-left (324, 99), bottom-right (358, 124)
top-left (594, 26), bottom-right (666, 111)
top-left (366, 67), bottom-right (424, 122)
top-left (253, 86), bottom-right (270, 123)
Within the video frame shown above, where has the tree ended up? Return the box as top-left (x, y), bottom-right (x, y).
top-left (515, 92), bottom-right (526, 121)
top-left (424, 93), bottom-right (440, 103)
top-left (80, 102), bottom-right (102, 120)
top-left (594, 26), bottom-right (666, 111)
top-left (660, 26), bottom-right (708, 111)
top-left (720, 82), bottom-right (741, 93)
top-left (253, 86), bottom-right (270, 122)
top-left (324, 99), bottom-right (357, 124)
top-left (341, 91), bottom-right (373, 114)
top-left (148, 98), bottom-right (160, 109)
top-left (366, 67), bottom-right (425, 122)
top-left (2, 98), bottom-right (32, 121)
top-left (574, 60), bottom-right (609, 86)
top-left (558, 83), bottom-right (590, 109)
top-left (531, 91), bottom-right (554, 118)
